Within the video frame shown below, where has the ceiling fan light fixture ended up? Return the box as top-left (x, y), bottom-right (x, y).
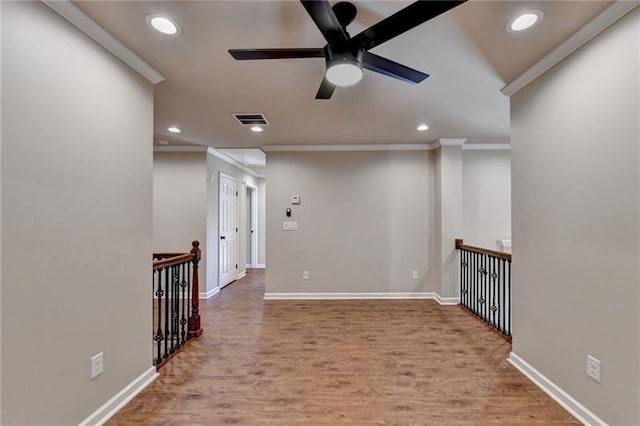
top-left (507, 10), bottom-right (543, 33)
top-left (325, 59), bottom-right (363, 87)
top-left (146, 15), bottom-right (181, 35)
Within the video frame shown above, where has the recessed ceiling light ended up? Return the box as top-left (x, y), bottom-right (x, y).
top-left (507, 11), bottom-right (543, 33)
top-left (326, 59), bottom-right (363, 87)
top-left (250, 126), bottom-right (264, 133)
top-left (146, 15), bottom-right (181, 35)
top-left (417, 124), bottom-right (429, 131)
top-left (167, 126), bottom-right (181, 134)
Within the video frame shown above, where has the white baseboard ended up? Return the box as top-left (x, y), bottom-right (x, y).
top-left (255, 264), bottom-right (266, 269)
top-left (237, 271), bottom-right (247, 280)
top-left (263, 292), bottom-right (458, 304)
top-left (435, 294), bottom-right (460, 305)
top-left (508, 352), bottom-right (607, 426)
top-left (79, 366), bottom-right (158, 426)
top-left (245, 263), bottom-right (252, 269)
top-left (199, 286), bottom-right (219, 299)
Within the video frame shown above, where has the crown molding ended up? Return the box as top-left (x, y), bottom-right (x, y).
top-left (437, 138), bottom-right (467, 146)
top-left (207, 148), bottom-right (265, 178)
top-left (42, 0), bottom-right (165, 84)
top-left (502, 1), bottom-right (639, 97)
top-left (261, 144), bottom-right (435, 152)
top-left (154, 146), bottom-right (207, 152)
top-left (462, 144), bottom-right (511, 151)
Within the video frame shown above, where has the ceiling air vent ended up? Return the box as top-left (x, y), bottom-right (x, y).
top-left (233, 113), bottom-right (269, 127)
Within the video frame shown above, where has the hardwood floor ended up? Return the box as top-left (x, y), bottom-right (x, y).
top-left (109, 270), bottom-right (578, 425)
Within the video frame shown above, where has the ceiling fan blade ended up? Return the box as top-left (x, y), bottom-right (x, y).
top-left (352, 1), bottom-right (467, 51)
top-left (300, 0), bottom-right (349, 46)
top-left (229, 48), bottom-right (325, 60)
top-left (363, 52), bottom-right (428, 84)
top-left (315, 77), bottom-right (336, 100)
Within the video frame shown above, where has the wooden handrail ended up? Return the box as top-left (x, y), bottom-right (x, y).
top-left (455, 238), bottom-right (512, 261)
top-left (153, 252), bottom-right (185, 260)
top-left (153, 253), bottom-right (194, 270)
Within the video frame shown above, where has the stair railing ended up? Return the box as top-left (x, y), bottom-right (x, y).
top-left (455, 239), bottom-right (511, 338)
top-left (152, 241), bottom-right (203, 368)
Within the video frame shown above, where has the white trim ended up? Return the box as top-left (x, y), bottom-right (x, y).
top-left (263, 292), bottom-right (458, 304)
top-left (255, 264), bottom-right (266, 269)
top-left (508, 352), bottom-right (608, 426)
top-left (261, 144), bottom-right (436, 152)
top-left (435, 295), bottom-right (460, 305)
top-left (502, 1), bottom-right (639, 97)
top-left (437, 138), bottom-right (467, 146)
top-left (245, 183), bottom-right (259, 268)
top-left (207, 148), bottom-right (264, 178)
top-left (246, 263), bottom-right (252, 268)
top-left (237, 271), bottom-right (247, 280)
top-left (154, 146), bottom-right (207, 153)
top-left (42, 1), bottom-right (164, 85)
top-left (462, 144), bottom-right (511, 151)
top-left (78, 367), bottom-right (158, 426)
top-left (199, 286), bottom-right (219, 299)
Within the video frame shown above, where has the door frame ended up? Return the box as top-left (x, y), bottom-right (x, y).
top-left (246, 182), bottom-right (258, 268)
top-left (218, 172), bottom-right (239, 289)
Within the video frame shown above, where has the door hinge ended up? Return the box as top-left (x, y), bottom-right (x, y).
top-left (235, 263), bottom-right (238, 269)
top-left (236, 190), bottom-right (238, 196)
top-left (236, 227), bottom-right (238, 232)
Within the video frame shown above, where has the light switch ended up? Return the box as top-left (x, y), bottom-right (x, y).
top-left (291, 195), bottom-right (300, 204)
top-left (283, 221), bottom-right (298, 231)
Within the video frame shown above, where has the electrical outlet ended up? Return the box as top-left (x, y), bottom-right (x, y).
top-left (586, 355), bottom-right (600, 382)
top-left (91, 352), bottom-right (104, 379)
top-left (412, 270), bottom-right (419, 280)
top-left (303, 271), bottom-right (309, 280)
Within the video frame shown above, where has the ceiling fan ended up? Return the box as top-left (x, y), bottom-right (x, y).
top-left (229, 0), bottom-right (466, 99)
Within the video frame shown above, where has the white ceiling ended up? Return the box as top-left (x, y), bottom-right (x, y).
top-left (77, 0), bottom-right (610, 148)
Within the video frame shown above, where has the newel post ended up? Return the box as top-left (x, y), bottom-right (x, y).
top-left (189, 240), bottom-right (204, 338)
top-left (455, 238), bottom-right (463, 249)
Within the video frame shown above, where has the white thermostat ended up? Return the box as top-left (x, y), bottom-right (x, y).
top-left (291, 195), bottom-right (300, 204)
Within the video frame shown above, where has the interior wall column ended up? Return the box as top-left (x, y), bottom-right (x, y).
top-left (435, 138), bottom-right (465, 298)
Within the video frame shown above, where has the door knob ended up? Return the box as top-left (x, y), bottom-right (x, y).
top-left (220, 236), bottom-right (226, 240)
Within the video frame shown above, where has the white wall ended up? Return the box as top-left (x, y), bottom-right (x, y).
top-left (153, 151), bottom-right (208, 288)
top-left (1, 2), bottom-right (153, 424)
top-left (511, 8), bottom-right (639, 424)
top-left (265, 151), bottom-right (436, 294)
top-left (462, 150), bottom-right (511, 249)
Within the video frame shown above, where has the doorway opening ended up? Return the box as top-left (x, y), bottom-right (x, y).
top-left (246, 183), bottom-right (258, 269)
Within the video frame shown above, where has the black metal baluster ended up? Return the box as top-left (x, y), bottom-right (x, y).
top-left (154, 269), bottom-right (164, 366)
top-left (164, 267), bottom-right (170, 358)
top-left (472, 252), bottom-right (477, 315)
top-left (186, 260), bottom-right (192, 341)
top-left (500, 259), bottom-right (506, 334)
top-left (479, 253), bottom-right (483, 318)
top-left (462, 250), bottom-right (467, 307)
top-left (491, 257), bottom-right (497, 327)
top-left (169, 266), bottom-right (175, 354)
top-left (458, 250), bottom-right (464, 305)
top-left (506, 260), bottom-right (511, 337)
top-left (180, 262), bottom-right (187, 345)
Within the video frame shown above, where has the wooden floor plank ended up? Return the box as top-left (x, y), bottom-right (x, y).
top-left (108, 270), bottom-right (578, 425)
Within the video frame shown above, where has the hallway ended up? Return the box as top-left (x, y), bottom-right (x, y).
top-left (109, 270), bottom-right (577, 425)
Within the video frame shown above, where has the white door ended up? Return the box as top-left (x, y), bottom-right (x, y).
top-left (219, 173), bottom-right (238, 288)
